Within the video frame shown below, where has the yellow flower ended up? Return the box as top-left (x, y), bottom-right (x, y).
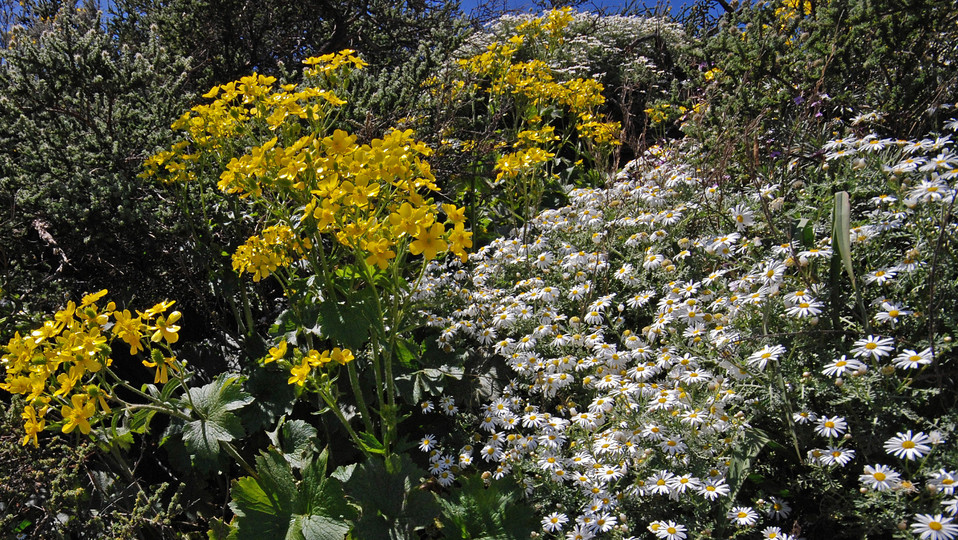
top-left (21, 405), bottom-right (45, 447)
top-left (143, 300), bottom-right (176, 318)
top-left (389, 202), bottom-right (429, 238)
top-left (329, 347), bottom-right (354, 365)
top-left (151, 311), bottom-right (182, 344)
top-left (409, 222), bottom-right (447, 261)
top-left (61, 393), bottom-right (95, 435)
top-left (142, 351), bottom-right (177, 384)
top-left (364, 237), bottom-right (396, 270)
top-left (80, 289), bottom-right (109, 307)
top-left (442, 203), bottom-right (467, 226)
top-left (448, 224), bottom-right (473, 262)
top-left (265, 340), bottom-right (287, 364)
top-left (306, 349), bottom-right (331, 367)
top-left (288, 358), bottom-right (312, 386)
top-left (53, 369), bottom-right (80, 397)
top-left (113, 309), bottom-right (145, 355)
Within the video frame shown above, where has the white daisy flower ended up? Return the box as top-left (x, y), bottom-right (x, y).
top-left (859, 464), bottom-right (901, 491)
top-left (728, 506), bottom-right (759, 526)
top-left (893, 348), bottom-right (934, 369)
top-left (885, 430), bottom-right (932, 460)
top-left (911, 514), bottom-right (958, 540)
top-left (850, 335), bottom-right (895, 360)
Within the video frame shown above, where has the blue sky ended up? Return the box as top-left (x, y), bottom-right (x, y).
top-left (457, 0), bottom-right (709, 17)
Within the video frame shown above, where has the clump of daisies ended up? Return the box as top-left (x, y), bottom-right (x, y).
top-left (411, 116), bottom-right (957, 535)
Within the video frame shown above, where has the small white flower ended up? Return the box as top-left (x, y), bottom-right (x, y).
top-left (542, 512), bottom-right (569, 533)
top-left (911, 513), bottom-right (958, 540)
top-left (893, 348), bottom-right (933, 369)
top-left (822, 355), bottom-right (866, 377)
top-left (885, 430), bottom-right (932, 460)
top-left (860, 464), bottom-right (901, 491)
top-left (728, 506), bottom-right (759, 526)
top-left (815, 415), bottom-right (848, 438)
top-left (851, 335), bottom-right (895, 360)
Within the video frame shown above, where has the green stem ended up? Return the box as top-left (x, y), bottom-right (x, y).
top-left (317, 385), bottom-right (371, 458)
top-left (239, 285), bottom-right (256, 338)
top-left (773, 354), bottom-right (804, 463)
top-left (346, 361), bottom-right (375, 434)
top-left (220, 440), bottom-right (260, 481)
top-left (104, 367), bottom-right (171, 406)
top-left (123, 402), bottom-right (192, 422)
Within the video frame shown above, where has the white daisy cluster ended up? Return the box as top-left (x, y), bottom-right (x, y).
top-left (412, 119), bottom-right (958, 534)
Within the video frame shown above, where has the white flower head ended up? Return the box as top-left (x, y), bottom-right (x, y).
top-left (885, 430), bottom-right (932, 461)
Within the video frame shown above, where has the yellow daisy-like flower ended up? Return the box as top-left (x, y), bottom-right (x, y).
top-left (288, 359), bottom-right (312, 386)
top-left (61, 393), bottom-right (95, 435)
top-left (410, 222), bottom-right (447, 261)
top-left (151, 311), bottom-right (182, 344)
top-left (265, 340), bottom-right (288, 364)
top-left (21, 405), bottom-right (45, 447)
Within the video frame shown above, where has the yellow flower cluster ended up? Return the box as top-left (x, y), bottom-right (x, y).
top-left (144, 51), bottom-right (473, 276)
top-left (231, 224), bottom-right (313, 282)
top-left (262, 339), bottom-right (356, 386)
top-left (0, 290), bottom-right (181, 446)
top-left (644, 102), bottom-right (680, 126)
top-left (455, 10), bottom-right (620, 150)
top-left (775, 0), bottom-right (814, 21)
top-left (459, 52), bottom-right (615, 137)
top-left (287, 347), bottom-right (355, 386)
top-left (451, 8), bottom-right (621, 192)
top-left (495, 147), bottom-right (555, 185)
top-left (302, 49), bottom-right (367, 78)
top-left (140, 70), bottom-right (347, 185)
top-left (515, 6), bottom-right (575, 44)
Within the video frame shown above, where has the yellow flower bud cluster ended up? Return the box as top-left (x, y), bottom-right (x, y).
top-left (0, 290), bottom-right (181, 446)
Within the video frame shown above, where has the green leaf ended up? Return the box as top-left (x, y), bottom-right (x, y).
top-left (831, 191), bottom-right (857, 290)
top-left (178, 374), bottom-right (253, 469)
top-left (793, 217), bottom-right (814, 248)
top-left (315, 289), bottom-right (378, 350)
top-left (266, 417), bottom-right (319, 470)
top-left (230, 448), bottom-right (356, 540)
top-left (345, 454), bottom-right (438, 539)
top-left (243, 366), bottom-right (296, 434)
top-left (253, 449), bottom-right (298, 506)
top-left (357, 431), bottom-right (386, 455)
top-left (726, 427), bottom-right (772, 505)
top-left (298, 449), bottom-right (355, 539)
top-left (229, 476), bottom-right (289, 538)
top-left (434, 474), bottom-right (536, 540)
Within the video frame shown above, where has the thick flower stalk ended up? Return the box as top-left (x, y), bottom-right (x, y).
top-left (142, 50), bottom-right (473, 458)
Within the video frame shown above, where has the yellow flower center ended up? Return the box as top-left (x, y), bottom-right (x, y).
top-left (902, 441), bottom-right (916, 449)
top-left (874, 472), bottom-right (886, 481)
top-left (931, 522), bottom-right (943, 531)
